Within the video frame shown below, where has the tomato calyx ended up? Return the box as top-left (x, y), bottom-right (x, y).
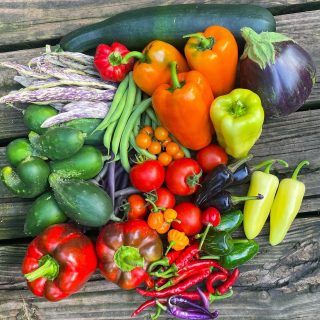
top-left (186, 170), bottom-right (203, 188)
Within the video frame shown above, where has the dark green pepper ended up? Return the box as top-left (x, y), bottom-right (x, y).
top-left (212, 210), bottom-right (243, 234)
top-left (220, 239), bottom-right (259, 269)
top-left (24, 192), bottom-right (67, 236)
top-left (6, 138), bottom-right (33, 166)
top-left (202, 231), bottom-right (234, 256)
top-left (50, 146), bottom-right (105, 180)
top-left (1, 156), bottom-right (50, 198)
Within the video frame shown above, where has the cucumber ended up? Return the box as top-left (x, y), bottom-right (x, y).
top-left (23, 104), bottom-right (58, 134)
top-left (24, 192), bottom-right (67, 236)
top-left (29, 127), bottom-right (85, 160)
top-left (49, 173), bottom-right (113, 227)
top-left (6, 138), bottom-right (32, 166)
top-left (62, 118), bottom-right (104, 145)
top-left (50, 146), bottom-right (104, 180)
top-left (1, 157), bottom-right (50, 198)
top-left (60, 4), bottom-right (276, 52)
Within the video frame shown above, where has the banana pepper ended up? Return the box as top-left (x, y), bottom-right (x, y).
top-left (210, 88), bottom-right (264, 159)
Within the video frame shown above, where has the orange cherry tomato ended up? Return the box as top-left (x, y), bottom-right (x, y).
top-left (147, 211), bottom-right (164, 230)
top-left (162, 136), bottom-right (172, 148)
top-left (135, 133), bottom-right (152, 149)
top-left (173, 149), bottom-right (185, 160)
top-left (154, 127), bottom-right (169, 141)
top-left (158, 152), bottom-right (173, 166)
top-left (156, 222), bottom-right (171, 234)
top-left (166, 142), bottom-right (180, 156)
top-left (140, 126), bottom-right (154, 136)
top-left (148, 141), bottom-right (162, 155)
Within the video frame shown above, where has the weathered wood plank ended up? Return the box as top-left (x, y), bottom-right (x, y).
top-left (0, 217), bottom-right (319, 319)
top-left (0, 0), bottom-right (318, 49)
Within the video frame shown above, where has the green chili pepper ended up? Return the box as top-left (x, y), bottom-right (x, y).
top-left (220, 239), bottom-right (259, 269)
top-left (202, 231), bottom-right (234, 256)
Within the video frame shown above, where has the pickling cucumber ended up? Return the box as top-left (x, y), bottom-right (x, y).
top-left (6, 138), bottom-right (33, 166)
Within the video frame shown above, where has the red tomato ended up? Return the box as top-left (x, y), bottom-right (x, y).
top-left (127, 194), bottom-right (147, 220)
top-left (130, 160), bottom-right (165, 192)
top-left (196, 144), bottom-right (228, 173)
top-left (172, 202), bottom-right (203, 236)
top-left (165, 158), bottom-right (202, 196)
top-left (148, 187), bottom-right (176, 211)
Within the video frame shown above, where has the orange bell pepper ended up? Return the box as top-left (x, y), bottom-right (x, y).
top-left (122, 40), bottom-right (189, 96)
top-left (152, 62), bottom-right (214, 150)
top-left (184, 26), bottom-right (238, 97)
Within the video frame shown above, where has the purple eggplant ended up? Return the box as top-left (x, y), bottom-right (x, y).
top-left (240, 27), bottom-right (316, 118)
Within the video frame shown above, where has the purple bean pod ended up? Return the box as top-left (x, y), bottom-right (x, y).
top-left (114, 187), bottom-right (139, 198)
top-left (107, 159), bottom-right (116, 206)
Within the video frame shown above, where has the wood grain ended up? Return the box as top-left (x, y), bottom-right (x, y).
top-left (0, 217), bottom-right (319, 319)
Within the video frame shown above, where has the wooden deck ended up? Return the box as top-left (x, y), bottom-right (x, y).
top-left (0, 1), bottom-right (319, 319)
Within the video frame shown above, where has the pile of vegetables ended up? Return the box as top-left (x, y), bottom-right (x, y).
top-left (0, 3), bottom-right (315, 319)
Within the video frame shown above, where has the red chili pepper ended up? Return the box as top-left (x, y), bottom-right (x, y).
top-left (156, 267), bottom-right (210, 291)
top-left (136, 268), bottom-right (211, 298)
top-left (155, 277), bottom-right (168, 288)
top-left (131, 298), bottom-right (167, 317)
top-left (216, 268), bottom-right (240, 295)
top-left (182, 259), bottom-right (229, 275)
top-left (145, 273), bottom-right (155, 289)
top-left (94, 43), bottom-right (134, 82)
top-left (148, 250), bottom-right (182, 273)
top-left (206, 272), bottom-right (228, 294)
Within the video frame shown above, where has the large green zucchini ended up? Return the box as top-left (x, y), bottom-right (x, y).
top-left (60, 4), bottom-right (276, 52)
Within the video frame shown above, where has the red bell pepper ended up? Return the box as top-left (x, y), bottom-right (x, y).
top-left (22, 224), bottom-right (97, 301)
top-left (96, 219), bottom-right (163, 290)
top-left (94, 42), bottom-right (134, 82)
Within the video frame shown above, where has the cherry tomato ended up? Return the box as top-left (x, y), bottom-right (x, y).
top-left (162, 137), bottom-right (172, 148)
top-left (148, 141), bottom-right (162, 155)
top-left (147, 211), bottom-right (164, 230)
top-left (173, 149), bottom-right (184, 160)
top-left (166, 142), bottom-right (180, 156)
top-left (172, 202), bottom-right (203, 236)
top-left (158, 152), bottom-right (172, 166)
top-left (196, 144), bottom-right (228, 173)
top-left (127, 194), bottom-right (147, 220)
top-left (147, 187), bottom-right (176, 211)
top-left (165, 158), bottom-right (202, 196)
top-left (154, 127), bottom-right (169, 141)
top-left (130, 160), bottom-right (165, 192)
top-left (135, 133), bottom-right (152, 149)
top-left (140, 126), bottom-right (154, 136)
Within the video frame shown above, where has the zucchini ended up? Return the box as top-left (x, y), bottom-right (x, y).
top-left (60, 4), bottom-right (276, 52)
top-left (24, 192), bottom-right (67, 236)
top-left (6, 138), bottom-right (32, 166)
top-left (49, 173), bottom-right (113, 227)
top-left (50, 145), bottom-right (104, 180)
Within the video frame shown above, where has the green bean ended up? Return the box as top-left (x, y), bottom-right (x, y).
top-left (151, 120), bottom-right (157, 130)
top-left (134, 88), bottom-right (142, 107)
top-left (133, 89), bottom-right (142, 136)
top-left (120, 98), bottom-right (152, 172)
top-left (171, 136), bottom-right (191, 158)
top-left (112, 74), bottom-right (137, 155)
top-left (144, 114), bottom-right (152, 127)
top-left (103, 121), bottom-right (117, 155)
top-left (94, 74), bottom-right (129, 132)
top-left (129, 133), bottom-right (156, 160)
top-left (146, 108), bottom-right (159, 125)
top-left (133, 114), bottom-right (141, 136)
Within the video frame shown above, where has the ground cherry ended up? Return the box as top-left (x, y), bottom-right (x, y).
top-left (158, 152), bottom-right (172, 166)
top-left (154, 127), bottom-right (169, 141)
top-left (162, 137), bottom-right (172, 148)
top-left (148, 141), bottom-right (162, 155)
top-left (140, 126), bottom-right (153, 136)
top-left (166, 142), bottom-right (180, 156)
top-left (173, 149), bottom-right (185, 160)
top-left (135, 133), bottom-right (152, 149)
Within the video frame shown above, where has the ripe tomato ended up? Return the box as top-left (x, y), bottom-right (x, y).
top-left (154, 127), bottom-right (169, 141)
top-left (166, 142), bottom-right (180, 156)
top-left (140, 126), bottom-right (153, 136)
top-left (196, 144), bottom-right (228, 173)
top-left (130, 160), bottom-right (165, 192)
top-left (148, 187), bottom-right (176, 211)
top-left (158, 152), bottom-right (172, 166)
top-left (127, 194), bottom-right (147, 220)
top-left (161, 136), bottom-right (172, 148)
top-left (173, 149), bottom-right (184, 160)
top-left (165, 158), bottom-right (202, 196)
top-left (148, 141), bottom-right (162, 155)
top-left (172, 202), bottom-right (203, 236)
top-left (135, 133), bottom-right (152, 149)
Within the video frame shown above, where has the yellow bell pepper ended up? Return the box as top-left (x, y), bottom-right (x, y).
top-left (210, 88), bottom-right (264, 159)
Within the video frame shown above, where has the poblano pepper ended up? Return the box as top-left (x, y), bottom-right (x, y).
top-left (210, 88), bottom-right (264, 159)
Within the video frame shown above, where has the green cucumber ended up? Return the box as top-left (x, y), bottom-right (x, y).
top-left (60, 4), bottom-right (276, 52)
top-left (1, 157), bottom-right (50, 198)
top-left (50, 146), bottom-right (104, 180)
top-left (62, 118), bottom-right (104, 145)
top-left (23, 104), bottom-right (58, 134)
top-left (29, 127), bottom-right (85, 160)
top-left (24, 192), bottom-right (67, 236)
top-left (49, 174), bottom-right (113, 227)
top-left (6, 138), bottom-right (33, 166)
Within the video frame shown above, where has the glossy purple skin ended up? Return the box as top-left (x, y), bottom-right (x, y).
top-left (240, 41), bottom-right (316, 118)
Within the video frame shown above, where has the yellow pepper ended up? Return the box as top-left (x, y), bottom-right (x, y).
top-left (166, 229), bottom-right (190, 254)
top-left (163, 209), bottom-right (178, 223)
top-left (269, 160), bottom-right (309, 246)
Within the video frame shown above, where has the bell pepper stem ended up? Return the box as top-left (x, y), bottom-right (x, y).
top-left (183, 33), bottom-right (215, 50)
top-left (114, 245), bottom-right (144, 272)
top-left (291, 160), bottom-right (309, 180)
top-left (170, 61), bottom-right (181, 90)
top-left (24, 255), bottom-right (59, 282)
top-left (198, 223), bottom-right (212, 251)
top-left (121, 51), bottom-right (145, 64)
top-left (232, 193), bottom-right (264, 205)
top-left (228, 154), bottom-right (253, 173)
top-left (108, 51), bottom-right (123, 66)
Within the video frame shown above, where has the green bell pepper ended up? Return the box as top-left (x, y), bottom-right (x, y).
top-left (202, 231), bottom-right (234, 256)
top-left (212, 209), bottom-right (243, 234)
